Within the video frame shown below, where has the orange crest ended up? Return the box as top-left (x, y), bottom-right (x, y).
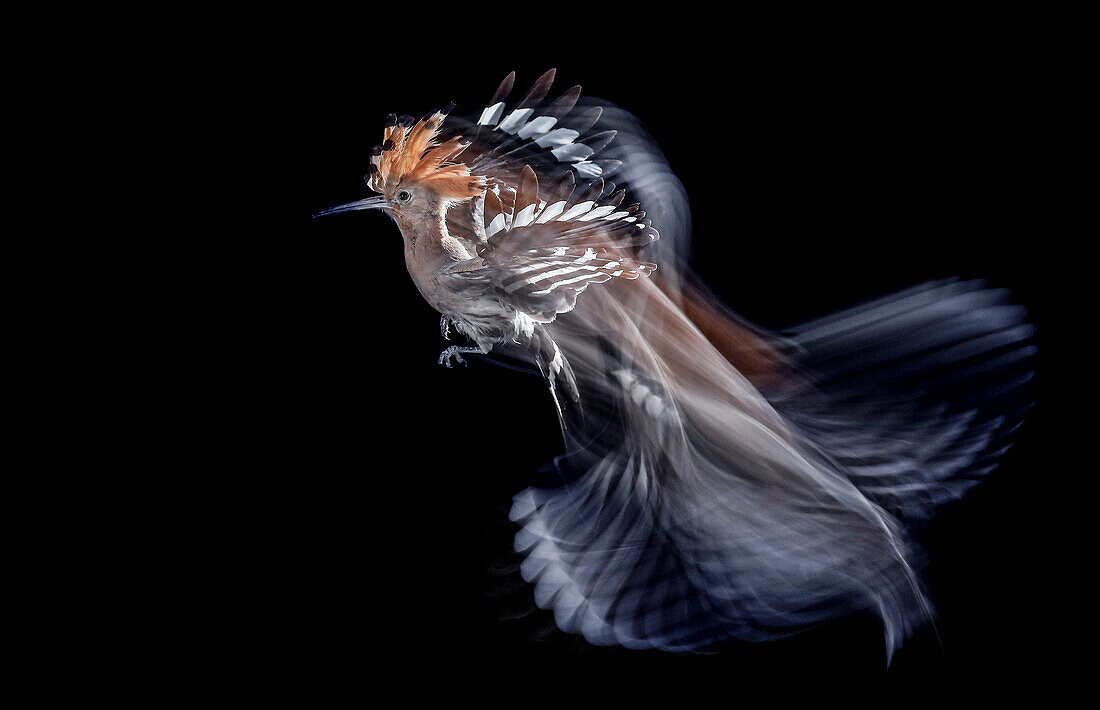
top-left (366, 109), bottom-right (485, 202)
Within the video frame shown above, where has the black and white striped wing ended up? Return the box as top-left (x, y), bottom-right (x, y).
top-left (463, 166), bottom-right (658, 321)
top-left (487, 245), bottom-right (655, 322)
top-left (439, 69), bottom-right (622, 191)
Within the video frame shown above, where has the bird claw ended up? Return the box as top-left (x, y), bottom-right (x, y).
top-left (438, 346), bottom-right (479, 368)
top-left (439, 350), bottom-right (465, 368)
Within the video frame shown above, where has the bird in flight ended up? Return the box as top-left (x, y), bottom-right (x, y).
top-left (313, 69), bottom-right (1034, 659)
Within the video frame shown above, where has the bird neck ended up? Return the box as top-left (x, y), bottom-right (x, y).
top-left (397, 202), bottom-right (473, 263)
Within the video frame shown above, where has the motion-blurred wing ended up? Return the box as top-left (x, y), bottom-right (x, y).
top-left (778, 279), bottom-right (1036, 526)
top-left (507, 277), bottom-right (1034, 656)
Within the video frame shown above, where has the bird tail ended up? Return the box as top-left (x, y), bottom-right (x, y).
top-left (508, 277), bottom-right (1034, 658)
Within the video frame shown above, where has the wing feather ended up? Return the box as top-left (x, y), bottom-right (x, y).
top-left (446, 167), bottom-right (659, 322)
top-left (436, 71), bottom-right (659, 319)
top-left (438, 71), bottom-right (623, 192)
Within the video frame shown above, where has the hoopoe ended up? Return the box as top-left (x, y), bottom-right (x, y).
top-left (313, 70), bottom-right (1034, 658)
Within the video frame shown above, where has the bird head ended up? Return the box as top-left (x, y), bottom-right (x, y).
top-left (313, 106), bottom-right (485, 221)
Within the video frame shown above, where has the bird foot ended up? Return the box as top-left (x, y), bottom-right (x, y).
top-left (438, 346), bottom-right (481, 368)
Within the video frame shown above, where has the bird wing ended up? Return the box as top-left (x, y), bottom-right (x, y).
top-left (436, 69), bottom-right (627, 253)
top-left (447, 166), bottom-right (659, 322)
top-left (444, 69), bottom-right (621, 189)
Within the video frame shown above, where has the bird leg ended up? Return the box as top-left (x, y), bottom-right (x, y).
top-left (438, 346), bottom-right (482, 368)
top-left (440, 316), bottom-right (452, 340)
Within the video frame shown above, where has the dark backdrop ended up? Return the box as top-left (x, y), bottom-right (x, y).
top-left (295, 25), bottom-right (1062, 692)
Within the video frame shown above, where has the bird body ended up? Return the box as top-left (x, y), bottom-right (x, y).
top-left (314, 70), bottom-right (1035, 658)
top-left (315, 74), bottom-right (658, 398)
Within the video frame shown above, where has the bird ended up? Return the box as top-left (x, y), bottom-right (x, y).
top-left (313, 69), bottom-right (1035, 660)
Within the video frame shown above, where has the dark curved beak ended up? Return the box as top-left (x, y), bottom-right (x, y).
top-left (312, 195), bottom-right (389, 219)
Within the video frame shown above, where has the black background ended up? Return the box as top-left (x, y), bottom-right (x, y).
top-left (296, 17), bottom-right (1065, 696)
top-left (0, 14), bottom-right (1079, 707)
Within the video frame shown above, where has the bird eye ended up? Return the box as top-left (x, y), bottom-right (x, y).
top-left (396, 190), bottom-right (412, 204)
